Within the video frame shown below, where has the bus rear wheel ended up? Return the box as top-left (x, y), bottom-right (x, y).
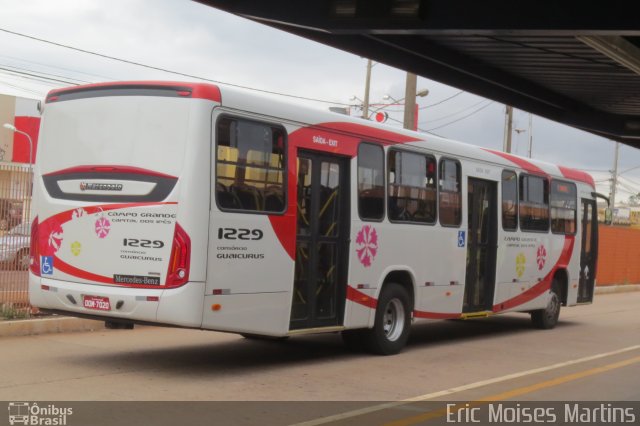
top-left (531, 283), bottom-right (561, 329)
top-left (363, 283), bottom-right (411, 355)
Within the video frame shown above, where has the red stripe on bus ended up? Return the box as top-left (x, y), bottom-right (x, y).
top-left (346, 286), bottom-right (378, 309)
top-left (43, 165), bottom-right (177, 179)
top-left (347, 286), bottom-right (459, 318)
top-left (413, 310), bottom-right (460, 319)
top-left (289, 122), bottom-right (421, 157)
top-left (558, 166), bottom-right (595, 188)
top-left (52, 256), bottom-right (113, 284)
top-left (46, 81), bottom-right (221, 103)
top-left (268, 215), bottom-right (296, 260)
top-left (483, 149), bottom-right (548, 175)
top-left (494, 235), bottom-right (575, 312)
top-left (41, 202), bottom-right (177, 226)
top-left (348, 236), bottom-right (573, 316)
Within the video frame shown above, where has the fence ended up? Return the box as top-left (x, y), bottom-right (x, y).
top-left (596, 225), bottom-right (640, 285)
top-left (0, 162), bottom-right (32, 318)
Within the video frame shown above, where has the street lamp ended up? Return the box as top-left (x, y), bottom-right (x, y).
top-left (382, 89), bottom-right (429, 105)
top-left (377, 90), bottom-right (429, 129)
top-left (3, 123), bottom-right (33, 170)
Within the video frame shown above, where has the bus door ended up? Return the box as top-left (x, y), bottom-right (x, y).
top-left (464, 178), bottom-right (498, 312)
top-left (578, 198), bottom-right (598, 303)
top-left (290, 150), bottom-right (350, 330)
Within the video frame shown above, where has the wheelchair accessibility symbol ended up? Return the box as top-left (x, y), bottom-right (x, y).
top-left (457, 231), bottom-right (466, 247)
top-left (41, 256), bottom-right (54, 275)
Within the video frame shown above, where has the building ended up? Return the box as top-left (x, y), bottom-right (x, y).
top-left (0, 94), bottom-right (40, 228)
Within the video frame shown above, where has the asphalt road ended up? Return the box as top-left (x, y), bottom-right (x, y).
top-left (0, 292), bottom-right (638, 424)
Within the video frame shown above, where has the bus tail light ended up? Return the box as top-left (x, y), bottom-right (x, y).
top-left (165, 222), bottom-right (191, 288)
top-left (30, 217), bottom-right (40, 277)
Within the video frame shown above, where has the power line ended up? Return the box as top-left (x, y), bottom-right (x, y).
top-left (426, 101), bottom-right (496, 131)
top-left (419, 90), bottom-right (464, 109)
top-left (0, 62), bottom-right (91, 84)
top-left (0, 70), bottom-right (73, 90)
top-left (0, 66), bottom-right (79, 86)
top-left (618, 175), bottom-right (640, 190)
top-left (0, 53), bottom-right (115, 81)
top-left (0, 27), bottom-right (352, 106)
top-left (0, 78), bottom-right (44, 96)
top-left (422, 99), bottom-right (490, 124)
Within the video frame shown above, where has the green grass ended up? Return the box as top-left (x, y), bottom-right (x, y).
top-left (0, 303), bottom-right (30, 320)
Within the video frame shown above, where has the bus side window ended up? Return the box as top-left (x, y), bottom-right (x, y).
top-left (439, 158), bottom-right (461, 227)
top-left (502, 170), bottom-right (518, 231)
top-left (519, 174), bottom-right (549, 232)
top-left (357, 143), bottom-right (384, 221)
top-left (550, 180), bottom-right (577, 234)
top-left (388, 150), bottom-right (436, 224)
top-left (215, 117), bottom-right (286, 213)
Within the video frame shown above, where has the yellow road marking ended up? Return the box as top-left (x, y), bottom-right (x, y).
top-left (385, 355), bottom-right (640, 426)
top-left (289, 345), bottom-right (640, 426)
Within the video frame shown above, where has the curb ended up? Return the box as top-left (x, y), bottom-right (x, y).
top-left (0, 316), bottom-right (104, 338)
top-left (594, 284), bottom-right (640, 295)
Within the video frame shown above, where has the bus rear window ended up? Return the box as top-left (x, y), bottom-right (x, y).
top-left (216, 117), bottom-right (286, 213)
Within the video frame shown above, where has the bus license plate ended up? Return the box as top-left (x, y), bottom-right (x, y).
top-left (83, 295), bottom-right (111, 311)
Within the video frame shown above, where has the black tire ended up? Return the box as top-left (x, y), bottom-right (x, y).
top-left (531, 282), bottom-right (561, 329)
top-left (240, 333), bottom-right (289, 341)
top-left (341, 329), bottom-right (366, 352)
top-left (363, 283), bottom-right (412, 355)
top-left (105, 321), bottom-right (134, 330)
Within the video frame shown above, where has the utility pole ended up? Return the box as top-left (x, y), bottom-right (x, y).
top-left (527, 113), bottom-right (533, 158)
top-left (363, 59), bottom-right (373, 119)
top-left (403, 72), bottom-right (417, 130)
top-left (610, 142), bottom-right (620, 210)
top-left (503, 105), bottom-right (513, 153)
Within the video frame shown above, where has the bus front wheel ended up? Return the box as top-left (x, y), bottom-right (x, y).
top-left (363, 283), bottom-right (411, 355)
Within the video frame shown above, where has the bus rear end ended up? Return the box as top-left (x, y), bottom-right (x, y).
top-left (30, 82), bottom-right (219, 328)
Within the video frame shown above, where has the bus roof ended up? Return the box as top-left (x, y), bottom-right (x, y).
top-left (45, 80), bottom-right (594, 188)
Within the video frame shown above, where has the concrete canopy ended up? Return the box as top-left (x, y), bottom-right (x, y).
top-left (197, 0), bottom-right (640, 148)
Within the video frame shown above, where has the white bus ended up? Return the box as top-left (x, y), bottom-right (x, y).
top-left (30, 81), bottom-right (601, 354)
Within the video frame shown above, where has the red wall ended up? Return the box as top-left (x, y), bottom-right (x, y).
top-left (597, 226), bottom-right (640, 285)
top-left (12, 116), bottom-right (40, 164)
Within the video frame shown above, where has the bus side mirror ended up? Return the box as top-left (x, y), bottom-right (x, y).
top-left (604, 208), bottom-right (613, 225)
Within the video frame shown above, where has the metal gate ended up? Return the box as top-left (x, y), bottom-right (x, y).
top-left (0, 163), bottom-right (32, 319)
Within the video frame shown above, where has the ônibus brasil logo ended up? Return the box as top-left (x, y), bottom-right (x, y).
top-left (8, 402), bottom-right (73, 425)
top-left (355, 225), bottom-right (379, 268)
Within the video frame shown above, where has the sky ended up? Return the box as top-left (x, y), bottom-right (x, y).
top-left (0, 0), bottom-right (639, 203)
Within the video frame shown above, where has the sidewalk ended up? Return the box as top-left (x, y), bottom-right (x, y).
top-left (1, 284), bottom-right (638, 338)
top-left (0, 316), bottom-right (104, 338)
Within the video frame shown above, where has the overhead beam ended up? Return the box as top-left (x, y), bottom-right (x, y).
top-left (260, 22), bottom-right (638, 141)
top-left (577, 36), bottom-right (640, 76)
top-left (197, 1), bottom-right (640, 35)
